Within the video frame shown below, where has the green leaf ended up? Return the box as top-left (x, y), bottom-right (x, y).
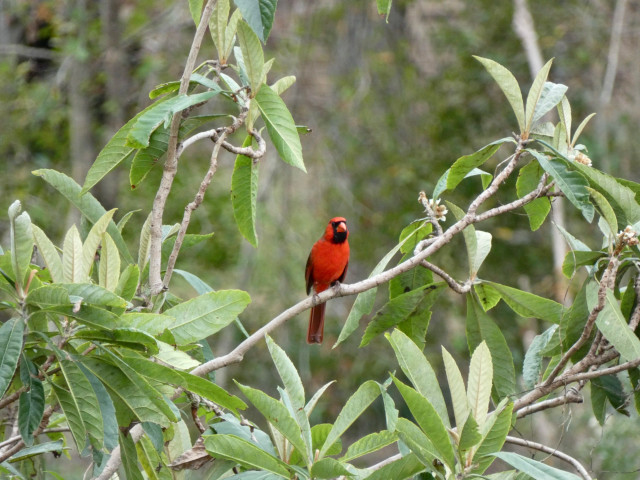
top-left (78, 363), bottom-right (119, 451)
top-left (531, 82), bottom-right (568, 127)
top-left (33, 169), bottom-right (133, 263)
top-left (55, 283), bottom-right (126, 310)
top-left (115, 264), bottom-right (139, 302)
top-left (339, 430), bottom-right (397, 462)
top-left (363, 453), bottom-right (425, 480)
top-left (522, 325), bottom-right (558, 389)
top-left (442, 346), bottom-right (469, 430)
top-left (166, 290), bottom-right (251, 344)
top-left (137, 212), bottom-right (152, 274)
top-left (487, 281), bottom-right (564, 323)
top-left (466, 295), bottom-right (516, 401)
top-left (557, 95), bottom-right (572, 143)
top-left (81, 94), bottom-right (176, 194)
top-left (586, 187), bottom-right (618, 238)
top-left (56, 356), bottom-right (104, 450)
top-left (516, 160), bottom-right (551, 231)
top-left (98, 233), bottom-right (120, 292)
top-left (265, 335), bottom-right (305, 409)
top-left (271, 75), bottom-right (296, 95)
top-left (237, 382), bottom-right (309, 464)
top-left (394, 418), bottom-right (440, 467)
top-left (434, 167), bottom-right (496, 201)
top-left (376, 0), bottom-right (392, 21)
top-left (50, 381), bottom-right (87, 451)
top-left (255, 84), bottom-right (305, 172)
top-left (474, 56), bottom-right (524, 132)
top-left (474, 283), bottom-right (501, 311)
top-left (447, 202), bottom-right (483, 278)
top-left (6, 440), bottom-right (64, 463)
top-left (304, 380), bottom-right (336, 417)
top-left (361, 283), bottom-right (444, 347)
top-left (120, 431), bottom-right (144, 480)
top-left (335, 247), bottom-right (400, 347)
top-left (74, 328), bottom-right (158, 354)
top-left (237, 20), bottom-right (265, 97)
top-left (32, 225), bottom-right (64, 283)
top-left (458, 413), bottom-right (482, 451)
top-left (82, 209), bottom-right (117, 281)
top-left (572, 113), bottom-right (597, 147)
top-left (231, 135), bottom-right (259, 247)
top-left (467, 341), bottom-right (493, 429)
top-left (188, 0), bottom-right (204, 24)
top-left (592, 375), bottom-right (628, 421)
top-left (471, 230), bottom-right (492, 278)
top-left (310, 458), bottom-right (351, 478)
top-left (445, 139), bottom-right (509, 192)
top-left (392, 376), bottom-right (455, 469)
top-left (10, 209), bottom-right (33, 290)
top-left (528, 150), bottom-right (594, 222)
top-left (126, 91), bottom-right (218, 149)
top-left (474, 401), bottom-right (514, 474)
top-left (209, 0), bottom-right (230, 61)
top-left (491, 452), bottom-right (581, 480)
top-left (0, 318), bottom-right (24, 398)
top-left (62, 225), bottom-right (84, 283)
top-left (525, 59), bottom-right (553, 132)
top-left (398, 220), bottom-right (433, 256)
top-left (80, 357), bottom-right (174, 427)
top-left (561, 250), bottom-right (603, 279)
top-left (203, 434), bottom-right (290, 478)
top-left (596, 289), bottom-right (640, 362)
top-left (387, 329), bottom-right (449, 427)
top-left (18, 355), bottom-right (44, 446)
top-left (320, 380), bottom-right (381, 457)
top-left (234, 0), bottom-right (277, 43)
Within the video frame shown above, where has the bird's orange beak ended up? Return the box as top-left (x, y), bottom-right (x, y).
top-left (336, 222), bottom-right (347, 233)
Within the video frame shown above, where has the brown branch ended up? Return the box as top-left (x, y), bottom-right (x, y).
top-left (420, 260), bottom-right (470, 293)
top-left (0, 405), bottom-right (57, 463)
top-left (0, 427), bottom-right (70, 450)
top-left (505, 436), bottom-right (593, 480)
top-left (516, 388), bottom-right (583, 419)
top-left (148, 0), bottom-right (220, 295)
top-left (629, 275), bottom-right (640, 331)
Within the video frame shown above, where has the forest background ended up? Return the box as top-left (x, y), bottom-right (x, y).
top-left (1, 0), bottom-right (640, 478)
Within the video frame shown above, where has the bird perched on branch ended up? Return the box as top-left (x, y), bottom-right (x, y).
top-left (305, 217), bottom-right (350, 344)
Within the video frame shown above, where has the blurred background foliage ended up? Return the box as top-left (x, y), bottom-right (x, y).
top-left (1, 0), bottom-right (640, 476)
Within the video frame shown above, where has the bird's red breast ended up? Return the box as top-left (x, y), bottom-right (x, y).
top-left (305, 217), bottom-right (350, 344)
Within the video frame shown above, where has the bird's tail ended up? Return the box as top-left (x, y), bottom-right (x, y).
top-left (307, 303), bottom-right (326, 344)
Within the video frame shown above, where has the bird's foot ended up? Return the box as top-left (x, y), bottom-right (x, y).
top-left (331, 281), bottom-right (342, 293)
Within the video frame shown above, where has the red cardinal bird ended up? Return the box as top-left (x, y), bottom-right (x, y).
top-left (305, 217), bottom-right (350, 344)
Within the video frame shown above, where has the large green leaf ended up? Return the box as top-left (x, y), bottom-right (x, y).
top-left (491, 452), bottom-right (581, 480)
top-left (33, 169), bottom-right (133, 263)
top-left (81, 209), bottom-right (117, 281)
top-left (445, 139), bottom-right (510, 192)
top-left (320, 380), bottom-right (381, 457)
top-left (524, 59), bottom-right (553, 131)
top-left (119, 431), bottom-right (144, 480)
top-left (339, 430), bottom-right (397, 462)
top-left (473, 401), bottom-right (514, 474)
top-left (62, 225), bottom-right (84, 283)
top-left (78, 363), bottom-right (119, 451)
top-left (596, 289), bottom-right (640, 362)
top-left (32, 225), bottom-right (64, 283)
top-left (81, 94), bottom-right (176, 193)
top-left (310, 458), bottom-right (351, 479)
top-left (236, 383), bottom-right (309, 465)
top-left (166, 290), bottom-right (251, 344)
top-left (522, 325), bottom-right (558, 389)
top-left (237, 20), bottom-right (264, 96)
top-left (50, 381), bottom-right (87, 451)
top-left (487, 281), bottom-right (563, 323)
top-left (209, 0), bottom-right (230, 60)
top-left (442, 346), bottom-right (469, 430)
top-left (18, 355), bottom-right (44, 446)
top-left (467, 341), bottom-right (493, 428)
top-left (516, 160), bottom-right (550, 231)
top-left (234, 0), bottom-right (277, 42)
top-left (466, 295), bottom-right (516, 400)
top-left (126, 91), bottom-right (218, 149)
top-left (572, 162), bottom-right (640, 226)
top-left (394, 418), bottom-right (440, 468)
top-left (255, 84), bottom-right (305, 172)
top-left (361, 283), bottom-right (443, 347)
top-left (231, 135), bottom-right (259, 247)
top-left (392, 376), bottom-right (456, 469)
top-left (387, 329), bottom-right (449, 427)
top-left (98, 233), bottom-right (120, 292)
top-left (0, 318), bottom-right (24, 398)
top-left (9, 206), bottom-right (33, 290)
top-left (6, 440), bottom-right (64, 463)
top-left (528, 150), bottom-right (594, 222)
top-left (587, 187), bottom-right (618, 239)
top-left (530, 82), bottom-right (568, 127)
top-left (265, 335), bottom-right (305, 409)
top-left (203, 434), bottom-right (290, 478)
top-left (474, 56), bottom-right (524, 131)
top-left (73, 328), bottom-right (158, 354)
top-left (56, 356), bottom-right (104, 450)
top-left (79, 357), bottom-right (174, 427)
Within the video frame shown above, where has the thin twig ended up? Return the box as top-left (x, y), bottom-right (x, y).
top-left (420, 260), bottom-right (470, 293)
top-left (0, 428), bottom-right (70, 450)
top-left (516, 388), bottom-right (583, 418)
top-left (0, 405), bottom-right (57, 463)
top-left (504, 436), bottom-right (593, 480)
